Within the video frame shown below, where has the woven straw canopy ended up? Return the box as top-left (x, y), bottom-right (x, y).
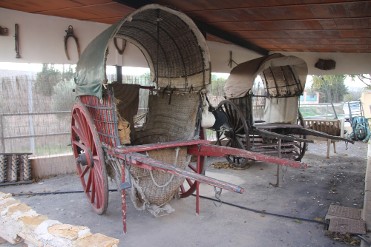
top-left (75, 4), bottom-right (211, 99)
top-left (224, 53), bottom-right (308, 99)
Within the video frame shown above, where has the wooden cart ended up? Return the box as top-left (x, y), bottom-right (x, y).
top-left (209, 54), bottom-right (352, 168)
top-left (71, 4), bottom-right (305, 233)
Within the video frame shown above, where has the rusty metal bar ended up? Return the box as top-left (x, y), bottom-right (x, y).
top-left (115, 152), bottom-right (244, 194)
top-left (188, 144), bottom-right (307, 169)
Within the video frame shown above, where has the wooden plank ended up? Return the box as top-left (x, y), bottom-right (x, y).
top-left (113, 139), bottom-right (209, 154)
top-left (188, 144), bottom-right (306, 169)
top-left (118, 152), bottom-right (244, 194)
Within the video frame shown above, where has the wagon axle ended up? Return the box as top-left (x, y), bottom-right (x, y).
top-left (76, 151), bottom-right (93, 167)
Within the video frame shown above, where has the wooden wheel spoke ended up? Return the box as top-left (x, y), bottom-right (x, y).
top-left (72, 140), bottom-right (88, 153)
top-left (186, 178), bottom-right (193, 186)
top-left (226, 106), bottom-right (235, 126)
top-left (235, 124), bottom-right (244, 133)
top-left (72, 121), bottom-right (86, 145)
top-left (79, 112), bottom-right (92, 147)
top-left (219, 136), bottom-right (227, 141)
top-left (71, 125), bottom-right (83, 140)
top-left (91, 173), bottom-right (96, 203)
top-left (93, 156), bottom-right (101, 173)
top-left (180, 185), bottom-right (185, 193)
top-left (95, 172), bottom-right (103, 208)
top-left (86, 170), bottom-right (93, 193)
top-left (179, 129), bottom-right (204, 198)
top-left (80, 166), bottom-right (90, 178)
top-left (226, 139), bottom-right (231, 147)
top-left (75, 111), bottom-right (86, 135)
top-left (188, 164), bottom-right (197, 173)
top-left (72, 112), bottom-right (82, 130)
top-left (216, 100), bottom-right (250, 168)
top-left (71, 102), bottom-right (108, 214)
top-left (236, 137), bottom-right (245, 149)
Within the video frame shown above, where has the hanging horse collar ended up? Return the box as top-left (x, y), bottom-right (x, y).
top-left (64, 25), bottom-right (81, 60)
top-left (114, 37), bottom-right (126, 55)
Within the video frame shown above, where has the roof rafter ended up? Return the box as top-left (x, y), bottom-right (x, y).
top-left (113, 0), bottom-right (269, 55)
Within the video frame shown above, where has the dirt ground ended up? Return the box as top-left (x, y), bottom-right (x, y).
top-left (0, 140), bottom-right (368, 247)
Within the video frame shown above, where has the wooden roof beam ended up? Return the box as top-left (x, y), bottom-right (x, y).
top-left (114, 0), bottom-right (269, 55)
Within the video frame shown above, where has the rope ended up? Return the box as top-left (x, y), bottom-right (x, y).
top-left (193, 194), bottom-right (328, 226)
top-left (148, 147), bottom-right (180, 188)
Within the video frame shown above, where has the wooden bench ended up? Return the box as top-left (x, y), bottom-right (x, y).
top-left (304, 119), bottom-right (345, 158)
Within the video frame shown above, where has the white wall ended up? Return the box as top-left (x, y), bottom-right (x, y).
top-left (1, 8), bottom-right (371, 75)
top-left (0, 8), bottom-right (147, 66)
top-left (208, 42), bottom-right (371, 75)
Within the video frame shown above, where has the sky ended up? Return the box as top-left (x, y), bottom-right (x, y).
top-left (0, 62), bottom-right (367, 89)
top-left (306, 75), bottom-right (366, 90)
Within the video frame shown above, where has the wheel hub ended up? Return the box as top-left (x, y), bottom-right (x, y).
top-left (224, 130), bottom-right (234, 139)
top-left (76, 150), bottom-right (93, 167)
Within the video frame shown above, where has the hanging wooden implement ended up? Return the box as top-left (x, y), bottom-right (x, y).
top-left (64, 25), bottom-right (80, 60)
top-left (15, 24), bottom-right (20, 58)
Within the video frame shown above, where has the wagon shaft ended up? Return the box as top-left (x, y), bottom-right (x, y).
top-left (253, 128), bottom-right (313, 143)
top-left (286, 127), bottom-right (355, 144)
top-left (118, 152), bottom-right (244, 194)
top-left (188, 144), bottom-right (307, 169)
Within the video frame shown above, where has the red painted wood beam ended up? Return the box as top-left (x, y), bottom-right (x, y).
top-left (188, 144), bottom-right (307, 169)
top-left (113, 139), bottom-right (209, 154)
top-left (116, 152), bottom-right (244, 194)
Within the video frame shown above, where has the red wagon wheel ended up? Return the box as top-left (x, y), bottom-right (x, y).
top-left (71, 101), bottom-right (109, 214)
top-left (216, 100), bottom-right (251, 169)
top-left (294, 111), bottom-right (307, 161)
top-left (179, 129), bottom-right (206, 198)
top-left (179, 159), bottom-right (204, 198)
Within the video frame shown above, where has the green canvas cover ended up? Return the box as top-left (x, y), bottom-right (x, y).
top-left (75, 23), bottom-right (120, 98)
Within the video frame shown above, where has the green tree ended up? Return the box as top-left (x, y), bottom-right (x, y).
top-left (35, 64), bottom-right (75, 96)
top-left (35, 64), bottom-right (62, 96)
top-left (51, 79), bottom-right (76, 112)
top-left (210, 74), bottom-right (226, 96)
top-left (344, 88), bottom-right (362, 102)
top-left (311, 75), bottom-right (348, 103)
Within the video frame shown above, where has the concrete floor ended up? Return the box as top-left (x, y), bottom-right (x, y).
top-left (1, 141), bottom-right (368, 247)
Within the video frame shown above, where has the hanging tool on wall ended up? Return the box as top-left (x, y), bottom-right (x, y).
top-left (228, 50), bottom-right (238, 68)
top-left (64, 25), bottom-right (80, 60)
top-left (114, 37), bottom-right (126, 55)
top-left (0, 26), bottom-right (9, 36)
top-left (15, 24), bottom-right (21, 58)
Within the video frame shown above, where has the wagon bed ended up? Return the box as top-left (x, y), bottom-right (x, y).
top-left (209, 54), bottom-right (352, 167)
top-left (71, 4), bottom-right (307, 233)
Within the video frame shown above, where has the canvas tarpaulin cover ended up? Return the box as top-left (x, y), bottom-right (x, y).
top-left (224, 53), bottom-right (307, 99)
top-left (224, 53), bottom-right (307, 124)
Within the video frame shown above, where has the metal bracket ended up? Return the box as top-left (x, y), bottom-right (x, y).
top-left (0, 26), bottom-right (8, 36)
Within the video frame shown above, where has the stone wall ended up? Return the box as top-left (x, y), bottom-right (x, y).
top-left (0, 192), bottom-right (119, 247)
